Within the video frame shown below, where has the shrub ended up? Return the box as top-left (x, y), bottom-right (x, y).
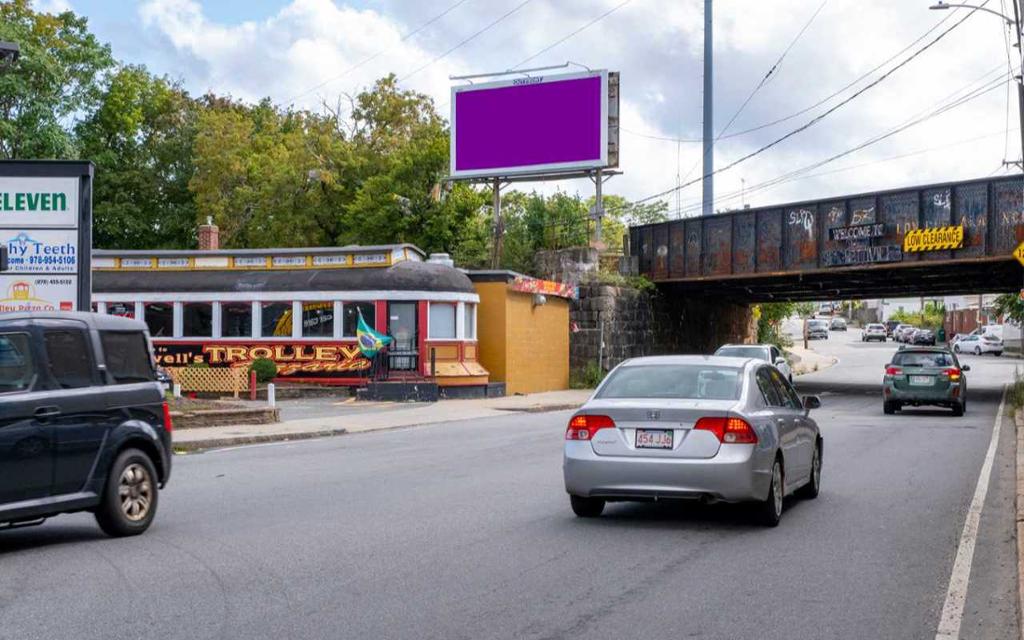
top-left (249, 357), bottom-right (278, 383)
top-left (571, 361), bottom-right (606, 389)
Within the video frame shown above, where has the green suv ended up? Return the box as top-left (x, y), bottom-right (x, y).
top-left (882, 347), bottom-right (969, 416)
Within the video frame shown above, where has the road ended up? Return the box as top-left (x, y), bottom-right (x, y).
top-left (1, 327), bottom-right (1019, 640)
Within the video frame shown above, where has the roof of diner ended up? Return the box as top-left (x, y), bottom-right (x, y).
top-left (93, 258), bottom-right (475, 294)
top-left (92, 243), bottom-right (424, 258)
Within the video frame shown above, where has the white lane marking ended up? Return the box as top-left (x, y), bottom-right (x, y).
top-left (934, 384), bottom-right (1007, 640)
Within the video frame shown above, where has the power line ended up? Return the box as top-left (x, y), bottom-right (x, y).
top-left (512, 0), bottom-right (634, 70)
top-left (399, 0), bottom-right (536, 83)
top-left (285, 0), bottom-right (473, 104)
top-left (666, 71), bottom-right (1013, 217)
top-left (630, 0), bottom-right (993, 207)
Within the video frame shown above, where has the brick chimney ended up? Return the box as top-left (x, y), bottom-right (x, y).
top-left (198, 217), bottom-right (219, 250)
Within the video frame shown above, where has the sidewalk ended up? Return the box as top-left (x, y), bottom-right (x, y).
top-left (173, 389), bottom-right (592, 452)
top-left (787, 344), bottom-right (838, 376)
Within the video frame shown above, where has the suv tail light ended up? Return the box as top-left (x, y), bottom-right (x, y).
top-left (566, 415), bottom-right (615, 441)
top-left (161, 401), bottom-right (173, 432)
top-left (885, 366), bottom-right (902, 376)
top-left (944, 368), bottom-right (961, 381)
top-left (694, 416), bottom-right (758, 444)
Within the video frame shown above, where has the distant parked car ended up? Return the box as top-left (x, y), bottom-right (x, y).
top-left (830, 317), bottom-right (847, 331)
top-left (882, 347), bottom-right (969, 416)
top-left (563, 355), bottom-right (823, 526)
top-left (954, 333), bottom-right (1003, 356)
top-left (862, 323), bottom-right (887, 342)
top-left (807, 319), bottom-right (829, 340)
top-left (896, 325), bottom-right (918, 343)
top-left (884, 320), bottom-right (899, 337)
top-left (949, 333), bottom-right (969, 348)
top-left (713, 343), bottom-right (793, 383)
top-left (912, 329), bottom-right (936, 346)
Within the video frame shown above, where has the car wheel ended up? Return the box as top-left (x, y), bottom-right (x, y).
top-left (954, 345), bottom-right (961, 353)
top-left (569, 495), bottom-right (605, 518)
top-left (753, 459), bottom-right (784, 527)
top-left (94, 448), bottom-right (159, 537)
top-left (796, 441), bottom-right (822, 499)
top-left (952, 401), bottom-right (964, 417)
top-left (883, 400), bottom-right (899, 415)
top-left (994, 352), bottom-right (1002, 357)
top-left (974, 346), bottom-right (981, 355)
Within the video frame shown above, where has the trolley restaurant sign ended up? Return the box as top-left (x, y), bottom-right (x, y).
top-left (153, 342), bottom-right (371, 378)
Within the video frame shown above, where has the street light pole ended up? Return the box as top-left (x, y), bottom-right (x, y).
top-left (930, 1), bottom-right (1024, 166)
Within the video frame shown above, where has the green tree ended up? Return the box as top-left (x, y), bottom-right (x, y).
top-left (992, 293), bottom-right (1024, 324)
top-left (77, 66), bottom-right (199, 249)
top-left (0, 0), bottom-right (113, 158)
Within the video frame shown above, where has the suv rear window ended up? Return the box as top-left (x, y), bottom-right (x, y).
top-left (893, 351), bottom-right (954, 367)
top-left (0, 333), bottom-right (36, 393)
top-left (100, 331), bottom-right (155, 384)
top-left (43, 330), bottom-right (96, 389)
top-left (598, 364), bottom-right (742, 400)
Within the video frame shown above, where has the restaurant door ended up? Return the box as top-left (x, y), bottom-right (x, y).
top-left (388, 302), bottom-right (418, 371)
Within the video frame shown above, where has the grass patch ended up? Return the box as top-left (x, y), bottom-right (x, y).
top-left (1010, 368), bottom-right (1024, 415)
top-left (570, 361), bottom-right (606, 389)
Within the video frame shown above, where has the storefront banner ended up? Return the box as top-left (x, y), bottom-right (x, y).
top-left (3, 228), bottom-right (78, 273)
top-left (0, 176), bottom-right (79, 228)
top-left (0, 274), bottom-right (77, 312)
top-left (510, 276), bottom-right (579, 300)
top-left (153, 341), bottom-right (371, 378)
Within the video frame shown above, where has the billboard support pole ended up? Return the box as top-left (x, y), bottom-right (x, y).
top-left (491, 178), bottom-right (504, 269)
top-left (594, 168), bottom-right (603, 246)
top-left (702, 0), bottom-right (714, 216)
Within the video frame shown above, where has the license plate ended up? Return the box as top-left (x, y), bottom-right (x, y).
top-left (910, 375), bottom-right (933, 386)
top-left (636, 429), bottom-right (673, 449)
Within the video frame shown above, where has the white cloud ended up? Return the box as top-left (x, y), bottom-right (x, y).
top-left (33, 0), bottom-right (72, 14)
top-left (130, 0), bottom-right (1019, 211)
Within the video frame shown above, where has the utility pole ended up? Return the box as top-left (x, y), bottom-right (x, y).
top-left (702, 0), bottom-right (714, 216)
top-left (1010, 0), bottom-right (1024, 167)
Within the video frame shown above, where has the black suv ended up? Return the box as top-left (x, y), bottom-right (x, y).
top-left (0, 312), bottom-right (171, 536)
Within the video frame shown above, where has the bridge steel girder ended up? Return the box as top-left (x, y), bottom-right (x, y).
top-left (630, 174), bottom-right (1024, 302)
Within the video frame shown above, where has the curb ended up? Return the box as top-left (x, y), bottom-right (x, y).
top-left (1016, 410), bottom-right (1024, 640)
top-left (493, 403), bottom-right (583, 413)
top-left (174, 428), bottom-right (348, 453)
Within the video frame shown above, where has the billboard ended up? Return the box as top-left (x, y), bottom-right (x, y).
top-left (0, 161), bottom-right (93, 311)
top-left (450, 70), bottom-right (618, 179)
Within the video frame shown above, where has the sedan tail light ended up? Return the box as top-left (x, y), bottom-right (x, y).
top-left (944, 368), bottom-right (961, 381)
top-left (566, 414), bottom-right (615, 441)
top-left (694, 416), bottom-right (758, 444)
top-left (161, 401), bottom-right (174, 432)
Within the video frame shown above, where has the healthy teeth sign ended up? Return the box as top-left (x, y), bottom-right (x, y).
top-left (0, 163), bottom-right (93, 311)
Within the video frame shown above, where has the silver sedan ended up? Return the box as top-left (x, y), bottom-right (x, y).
top-left (563, 355), bottom-right (823, 526)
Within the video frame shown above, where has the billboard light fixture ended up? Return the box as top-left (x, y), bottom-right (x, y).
top-left (449, 62), bottom-right (570, 82)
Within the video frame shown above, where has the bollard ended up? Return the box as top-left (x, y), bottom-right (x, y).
top-left (173, 383), bottom-right (181, 398)
top-left (430, 348), bottom-right (436, 378)
top-left (267, 383), bottom-right (276, 407)
top-left (250, 370), bottom-right (257, 401)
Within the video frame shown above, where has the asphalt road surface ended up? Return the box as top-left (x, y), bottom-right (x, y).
top-left (1, 327), bottom-right (1019, 640)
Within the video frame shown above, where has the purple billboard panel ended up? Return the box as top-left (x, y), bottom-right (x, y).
top-left (450, 70), bottom-right (610, 179)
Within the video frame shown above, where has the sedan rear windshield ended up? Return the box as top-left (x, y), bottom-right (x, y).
top-left (808, 321), bottom-right (828, 329)
top-left (893, 352), bottom-right (954, 367)
top-left (597, 364), bottom-right (743, 400)
top-left (714, 346), bottom-right (767, 360)
top-left (867, 324), bottom-right (884, 330)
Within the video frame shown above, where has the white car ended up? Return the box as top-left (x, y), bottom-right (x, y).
top-left (862, 323), bottom-right (886, 342)
top-left (953, 333), bottom-right (1003, 356)
top-left (713, 344), bottom-right (794, 383)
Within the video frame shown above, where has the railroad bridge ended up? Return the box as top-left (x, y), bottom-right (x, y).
top-left (628, 175), bottom-right (1024, 302)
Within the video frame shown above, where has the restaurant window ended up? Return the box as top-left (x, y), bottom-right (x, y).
top-left (302, 302), bottom-right (334, 338)
top-left (464, 303), bottom-right (476, 340)
top-left (222, 302), bottom-right (253, 337)
top-left (182, 302), bottom-right (213, 337)
top-left (261, 302), bottom-right (293, 337)
top-left (106, 302), bottom-right (135, 319)
top-left (342, 302), bottom-right (375, 338)
top-left (428, 303), bottom-right (456, 339)
top-left (144, 302), bottom-right (174, 338)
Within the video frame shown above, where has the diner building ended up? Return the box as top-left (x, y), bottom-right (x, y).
top-left (91, 240), bottom-right (489, 390)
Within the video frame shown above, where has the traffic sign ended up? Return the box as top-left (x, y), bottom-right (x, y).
top-left (1014, 241), bottom-right (1024, 267)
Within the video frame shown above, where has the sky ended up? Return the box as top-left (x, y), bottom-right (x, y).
top-left (34, 0), bottom-right (1024, 216)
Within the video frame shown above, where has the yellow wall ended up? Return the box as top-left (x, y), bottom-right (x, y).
top-left (474, 282), bottom-right (509, 383)
top-left (474, 280), bottom-right (570, 395)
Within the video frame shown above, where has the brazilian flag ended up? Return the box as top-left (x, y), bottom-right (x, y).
top-left (356, 310), bottom-right (392, 357)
